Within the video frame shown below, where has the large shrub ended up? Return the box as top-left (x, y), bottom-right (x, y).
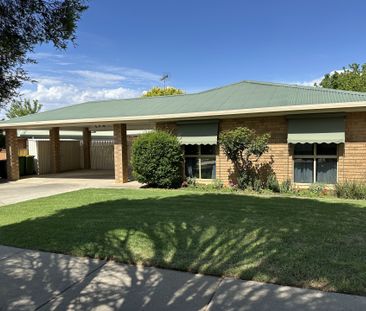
top-left (219, 127), bottom-right (272, 190)
top-left (131, 131), bottom-right (183, 188)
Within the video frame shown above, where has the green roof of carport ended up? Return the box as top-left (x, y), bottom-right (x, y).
top-left (2, 80), bottom-right (366, 128)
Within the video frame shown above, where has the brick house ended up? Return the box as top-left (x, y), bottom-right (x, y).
top-left (1, 80), bottom-right (366, 185)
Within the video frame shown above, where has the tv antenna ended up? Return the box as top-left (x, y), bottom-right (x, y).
top-left (160, 73), bottom-right (169, 89)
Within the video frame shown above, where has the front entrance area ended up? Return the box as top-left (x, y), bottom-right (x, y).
top-left (0, 170), bottom-right (141, 206)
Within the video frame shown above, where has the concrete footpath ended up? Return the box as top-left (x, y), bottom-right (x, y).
top-left (0, 245), bottom-right (365, 311)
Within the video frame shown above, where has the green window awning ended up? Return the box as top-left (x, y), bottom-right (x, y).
top-left (288, 116), bottom-right (345, 144)
top-left (177, 121), bottom-right (218, 145)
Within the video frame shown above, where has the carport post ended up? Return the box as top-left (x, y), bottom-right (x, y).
top-left (83, 128), bottom-right (91, 169)
top-left (49, 127), bottom-right (61, 174)
top-left (5, 129), bottom-right (19, 181)
top-left (113, 124), bottom-right (128, 183)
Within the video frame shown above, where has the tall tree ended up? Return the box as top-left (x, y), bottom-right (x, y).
top-left (0, 0), bottom-right (87, 106)
top-left (143, 86), bottom-right (184, 97)
top-left (317, 63), bottom-right (366, 92)
top-left (6, 98), bottom-right (43, 119)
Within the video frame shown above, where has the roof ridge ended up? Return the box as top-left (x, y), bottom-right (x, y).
top-left (242, 80), bottom-right (366, 97)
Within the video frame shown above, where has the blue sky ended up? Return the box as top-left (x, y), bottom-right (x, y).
top-left (15, 0), bottom-right (366, 112)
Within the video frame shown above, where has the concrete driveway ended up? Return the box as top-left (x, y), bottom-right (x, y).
top-left (1, 245), bottom-right (366, 311)
top-left (0, 170), bottom-right (141, 206)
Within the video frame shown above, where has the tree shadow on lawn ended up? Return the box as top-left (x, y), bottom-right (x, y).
top-left (0, 191), bottom-right (366, 300)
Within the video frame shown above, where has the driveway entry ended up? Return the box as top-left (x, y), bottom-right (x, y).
top-left (0, 170), bottom-right (141, 206)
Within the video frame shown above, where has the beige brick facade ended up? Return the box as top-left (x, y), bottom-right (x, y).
top-left (49, 127), bottom-right (61, 174)
top-left (338, 112), bottom-right (366, 182)
top-left (5, 129), bottom-right (19, 181)
top-left (113, 123), bottom-right (129, 183)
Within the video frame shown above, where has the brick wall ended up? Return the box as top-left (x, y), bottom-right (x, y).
top-left (49, 127), bottom-right (61, 174)
top-left (156, 122), bottom-right (177, 134)
top-left (113, 124), bottom-right (128, 183)
top-left (5, 129), bottom-right (19, 181)
top-left (338, 112), bottom-right (366, 182)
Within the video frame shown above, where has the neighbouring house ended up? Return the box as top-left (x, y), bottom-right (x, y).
top-left (1, 80), bottom-right (366, 185)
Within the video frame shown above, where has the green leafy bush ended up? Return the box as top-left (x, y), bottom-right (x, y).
top-left (335, 181), bottom-right (366, 200)
top-left (219, 127), bottom-right (271, 190)
top-left (131, 131), bottom-right (183, 188)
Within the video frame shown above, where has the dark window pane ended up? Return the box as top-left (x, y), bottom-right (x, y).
top-left (201, 157), bottom-right (216, 179)
top-left (184, 145), bottom-right (199, 155)
top-left (316, 159), bottom-right (337, 184)
top-left (317, 143), bottom-right (337, 156)
top-left (294, 144), bottom-right (314, 156)
top-left (201, 145), bottom-right (216, 155)
top-left (294, 159), bottom-right (313, 183)
top-left (185, 157), bottom-right (199, 178)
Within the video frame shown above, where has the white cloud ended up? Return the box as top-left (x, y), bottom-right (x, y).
top-left (286, 69), bottom-right (345, 87)
top-left (104, 66), bottom-right (162, 84)
top-left (8, 52), bottom-right (163, 113)
top-left (22, 82), bottom-right (140, 110)
top-left (71, 70), bottom-right (126, 82)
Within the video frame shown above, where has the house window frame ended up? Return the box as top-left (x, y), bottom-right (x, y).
top-left (293, 143), bottom-right (338, 184)
top-left (184, 145), bottom-right (216, 180)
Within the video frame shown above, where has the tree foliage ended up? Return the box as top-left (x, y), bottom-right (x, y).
top-left (6, 98), bottom-right (43, 119)
top-left (143, 86), bottom-right (184, 97)
top-left (131, 131), bottom-right (183, 188)
top-left (317, 63), bottom-right (366, 92)
top-left (0, 0), bottom-right (87, 106)
top-left (219, 127), bottom-right (271, 189)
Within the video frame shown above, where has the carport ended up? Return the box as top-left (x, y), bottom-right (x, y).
top-left (1, 121), bottom-right (155, 183)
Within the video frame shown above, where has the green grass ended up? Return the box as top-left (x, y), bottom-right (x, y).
top-left (0, 189), bottom-right (366, 295)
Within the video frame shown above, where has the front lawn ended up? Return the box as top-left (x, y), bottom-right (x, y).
top-left (0, 189), bottom-right (365, 295)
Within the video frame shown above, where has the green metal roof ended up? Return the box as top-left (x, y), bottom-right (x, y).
top-left (2, 80), bottom-right (366, 127)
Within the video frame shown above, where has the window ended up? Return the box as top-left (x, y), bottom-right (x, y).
top-left (293, 143), bottom-right (337, 184)
top-left (184, 145), bottom-right (216, 179)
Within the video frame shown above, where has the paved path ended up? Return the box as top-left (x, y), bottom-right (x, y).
top-left (0, 170), bottom-right (141, 206)
top-left (1, 246), bottom-right (365, 310)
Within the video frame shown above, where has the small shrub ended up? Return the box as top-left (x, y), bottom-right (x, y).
top-left (335, 181), bottom-right (366, 200)
top-left (266, 174), bottom-right (280, 193)
top-left (186, 179), bottom-right (224, 191)
top-left (280, 179), bottom-right (292, 193)
top-left (186, 177), bottom-right (197, 187)
top-left (212, 179), bottom-right (224, 190)
top-left (131, 131), bottom-right (183, 188)
top-left (252, 178), bottom-right (262, 192)
top-left (308, 183), bottom-right (326, 196)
